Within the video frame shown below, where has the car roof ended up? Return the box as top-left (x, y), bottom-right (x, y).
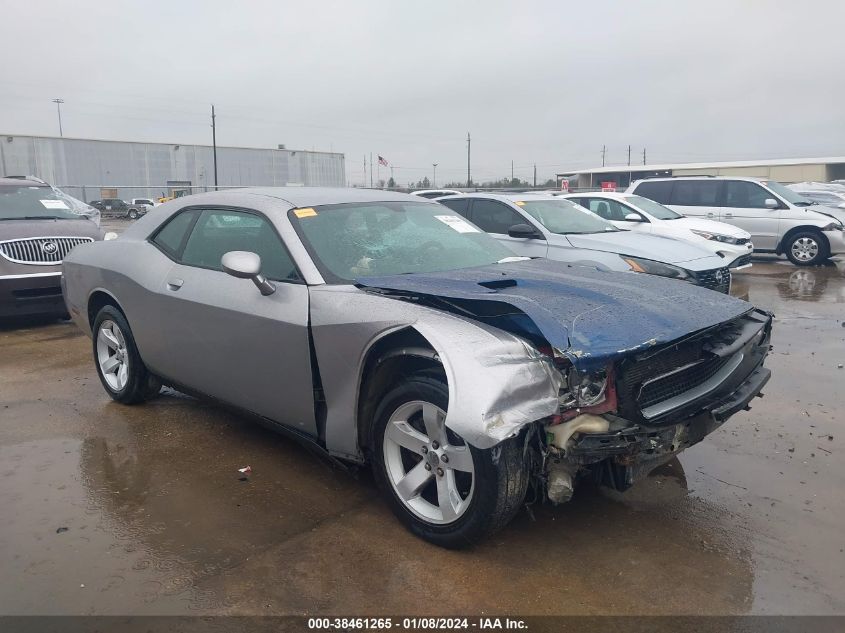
top-left (441, 192), bottom-right (562, 203)
top-left (632, 176), bottom-right (768, 184)
top-left (0, 177), bottom-right (50, 187)
top-left (194, 186), bottom-right (437, 208)
top-left (564, 191), bottom-right (633, 200)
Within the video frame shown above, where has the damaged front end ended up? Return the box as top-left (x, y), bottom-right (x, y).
top-left (540, 309), bottom-right (772, 503)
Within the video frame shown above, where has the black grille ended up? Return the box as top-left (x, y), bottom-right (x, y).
top-left (730, 254), bottom-right (752, 268)
top-left (735, 238), bottom-right (750, 245)
top-left (694, 267), bottom-right (731, 294)
top-left (0, 237), bottom-right (93, 265)
top-left (638, 357), bottom-right (730, 409)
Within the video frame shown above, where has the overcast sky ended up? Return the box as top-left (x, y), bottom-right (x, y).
top-left (2, 0), bottom-right (844, 186)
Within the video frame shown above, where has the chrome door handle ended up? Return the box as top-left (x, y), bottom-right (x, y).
top-left (706, 212), bottom-right (715, 218)
top-left (167, 278), bottom-right (184, 291)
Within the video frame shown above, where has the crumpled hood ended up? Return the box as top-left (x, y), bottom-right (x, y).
top-left (356, 258), bottom-right (752, 370)
top-left (562, 230), bottom-right (719, 266)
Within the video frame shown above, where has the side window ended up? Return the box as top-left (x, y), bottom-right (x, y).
top-left (151, 208), bottom-right (199, 257)
top-left (438, 197), bottom-right (470, 218)
top-left (469, 199), bottom-right (526, 234)
top-left (633, 180), bottom-right (673, 204)
top-left (724, 181), bottom-right (772, 209)
top-left (671, 181), bottom-right (721, 206)
top-left (180, 209), bottom-right (300, 282)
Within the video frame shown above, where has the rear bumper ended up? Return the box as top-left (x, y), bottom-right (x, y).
top-left (0, 272), bottom-right (66, 317)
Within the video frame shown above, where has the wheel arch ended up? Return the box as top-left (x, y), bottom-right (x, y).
top-left (87, 289), bottom-right (128, 328)
top-left (356, 327), bottom-right (445, 457)
top-left (776, 225), bottom-right (829, 256)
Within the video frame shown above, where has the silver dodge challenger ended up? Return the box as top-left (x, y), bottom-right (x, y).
top-left (62, 188), bottom-right (772, 548)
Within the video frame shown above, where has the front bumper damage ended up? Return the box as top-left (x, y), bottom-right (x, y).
top-left (542, 309), bottom-right (772, 503)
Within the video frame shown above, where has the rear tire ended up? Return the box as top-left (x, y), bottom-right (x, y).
top-left (784, 230), bottom-right (828, 266)
top-left (371, 373), bottom-right (529, 548)
top-left (92, 305), bottom-right (161, 404)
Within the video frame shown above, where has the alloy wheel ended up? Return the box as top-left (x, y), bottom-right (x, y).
top-left (791, 237), bottom-right (819, 262)
top-left (382, 400), bottom-right (474, 524)
top-left (96, 319), bottom-right (129, 391)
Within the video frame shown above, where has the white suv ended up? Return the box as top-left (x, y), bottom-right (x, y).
top-left (627, 177), bottom-right (845, 266)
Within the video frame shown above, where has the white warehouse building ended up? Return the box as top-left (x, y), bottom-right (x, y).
top-left (0, 134), bottom-right (346, 202)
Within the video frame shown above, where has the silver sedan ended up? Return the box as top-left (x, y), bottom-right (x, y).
top-left (62, 188), bottom-right (772, 547)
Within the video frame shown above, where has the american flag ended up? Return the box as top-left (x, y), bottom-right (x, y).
top-left (378, 155), bottom-right (389, 166)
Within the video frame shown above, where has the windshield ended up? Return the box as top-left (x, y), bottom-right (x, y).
top-left (763, 180), bottom-right (813, 205)
top-left (290, 201), bottom-right (517, 282)
top-left (0, 185), bottom-right (86, 220)
top-left (517, 199), bottom-right (619, 234)
top-left (627, 195), bottom-right (683, 220)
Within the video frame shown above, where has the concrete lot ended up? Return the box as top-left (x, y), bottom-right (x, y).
top-left (1, 239), bottom-right (843, 615)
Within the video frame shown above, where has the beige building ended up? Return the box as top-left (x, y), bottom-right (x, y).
top-left (559, 157), bottom-right (845, 190)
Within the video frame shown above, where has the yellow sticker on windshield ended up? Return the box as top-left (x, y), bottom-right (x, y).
top-left (514, 201), bottom-right (526, 206)
top-left (294, 207), bottom-right (317, 218)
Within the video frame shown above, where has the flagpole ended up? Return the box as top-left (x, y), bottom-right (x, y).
top-left (369, 153), bottom-right (373, 188)
top-left (377, 159), bottom-right (380, 187)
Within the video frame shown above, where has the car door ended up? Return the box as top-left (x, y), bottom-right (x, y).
top-left (722, 180), bottom-right (780, 250)
top-left (149, 206), bottom-right (317, 435)
top-left (467, 198), bottom-right (548, 257)
top-left (668, 180), bottom-right (723, 221)
top-left (574, 197), bottom-right (653, 233)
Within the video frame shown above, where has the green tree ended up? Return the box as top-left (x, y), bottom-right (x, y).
top-left (387, 176), bottom-right (396, 188)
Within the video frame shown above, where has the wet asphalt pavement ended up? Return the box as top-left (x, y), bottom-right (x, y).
top-left (1, 229), bottom-right (844, 615)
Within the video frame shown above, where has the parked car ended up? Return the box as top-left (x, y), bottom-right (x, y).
top-left (563, 192), bottom-right (754, 269)
top-left (131, 198), bottom-right (158, 208)
top-left (627, 177), bottom-right (845, 266)
top-left (0, 177), bottom-right (109, 318)
top-left (786, 184), bottom-right (845, 209)
top-left (63, 188), bottom-right (772, 547)
top-left (411, 189), bottom-right (463, 199)
top-left (91, 198), bottom-right (148, 220)
top-left (438, 193), bottom-right (733, 293)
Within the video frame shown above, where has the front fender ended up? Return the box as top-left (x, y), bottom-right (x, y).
top-left (412, 318), bottom-right (563, 449)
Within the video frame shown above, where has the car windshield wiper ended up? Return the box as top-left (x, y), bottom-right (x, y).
top-left (793, 201), bottom-right (813, 207)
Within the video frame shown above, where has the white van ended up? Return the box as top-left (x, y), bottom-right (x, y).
top-left (627, 177), bottom-right (845, 266)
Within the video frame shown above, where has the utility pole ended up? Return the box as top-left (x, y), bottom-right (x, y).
top-left (432, 163), bottom-right (438, 187)
top-left (52, 98), bottom-right (64, 137)
top-left (642, 147), bottom-right (647, 165)
top-left (211, 105), bottom-right (218, 189)
top-left (363, 155), bottom-right (367, 187)
top-left (511, 160), bottom-right (514, 182)
top-left (369, 153), bottom-right (373, 188)
top-left (533, 163), bottom-right (537, 188)
top-left (466, 132), bottom-right (471, 187)
top-left (601, 145), bottom-right (606, 167)
top-left (627, 145), bottom-right (631, 166)
top-left (390, 165), bottom-right (394, 185)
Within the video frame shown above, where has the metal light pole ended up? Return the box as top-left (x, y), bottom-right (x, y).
top-left (432, 163), bottom-right (438, 187)
top-left (211, 105), bottom-right (218, 190)
top-left (52, 98), bottom-right (64, 137)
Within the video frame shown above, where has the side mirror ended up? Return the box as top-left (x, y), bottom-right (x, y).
top-left (624, 213), bottom-right (643, 222)
top-left (765, 198), bottom-right (779, 209)
top-left (507, 223), bottom-right (544, 239)
top-left (221, 250), bottom-right (276, 296)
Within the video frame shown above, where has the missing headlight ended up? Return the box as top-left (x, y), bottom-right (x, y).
top-left (559, 367), bottom-right (608, 409)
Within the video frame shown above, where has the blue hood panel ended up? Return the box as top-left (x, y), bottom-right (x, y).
top-left (357, 259), bottom-right (752, 369)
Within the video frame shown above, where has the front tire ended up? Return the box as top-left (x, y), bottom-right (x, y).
top-left (371, 373), bottom-right (529, 548)
top-left (92, 305), bottom-right (161, 404)
top-left (785, 230), bottom-right (828, 266)
top-left (128, 209), bottom-right (139, 219)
